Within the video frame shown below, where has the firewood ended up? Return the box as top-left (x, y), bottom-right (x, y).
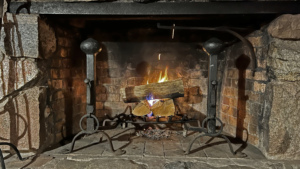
top-left (151, 99), bottom-right (175, 117)
top-left (132, 99), bottom-right (175, 117)
top-left (120, 78), bottom-right (184, 103)
top-left (132, 100), bottom-right (151, 116)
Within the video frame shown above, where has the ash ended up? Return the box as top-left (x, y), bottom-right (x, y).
top-left (136, 127), bottom-right (172, 140)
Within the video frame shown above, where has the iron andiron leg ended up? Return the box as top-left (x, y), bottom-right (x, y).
top-left (0, 142), bottom-right (28, 169)
top-left (184, 38), bottom-right (246, 157)
top-left (60, 38), bottom-right (125, 155)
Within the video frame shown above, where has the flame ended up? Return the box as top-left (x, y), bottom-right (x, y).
top-left (158, 53), bottom-right (161, 60)
top-left (146, 93), bottom-right (159, 118)
top-left (158, 67), bottom-right (168, 83)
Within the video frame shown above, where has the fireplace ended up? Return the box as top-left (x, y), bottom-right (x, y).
top-left (0, 1), bottom-right (300, 161)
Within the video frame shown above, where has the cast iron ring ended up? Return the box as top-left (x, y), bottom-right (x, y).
top-left (79, 114), bottom-right (100, 133)
top-left (201, 117), bottom-right (223, 136)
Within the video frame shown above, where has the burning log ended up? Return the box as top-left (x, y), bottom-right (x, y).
top-left (132, 98), bottom-right (175, 117)
top-left (120, 78), bottom-right (184, 103)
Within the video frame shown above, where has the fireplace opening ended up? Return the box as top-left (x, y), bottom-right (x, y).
top-left (40, 14), bottom-right (273, 142)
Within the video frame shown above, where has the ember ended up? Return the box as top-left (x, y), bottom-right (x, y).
top-left (136, 127), bottom-right (171, 140)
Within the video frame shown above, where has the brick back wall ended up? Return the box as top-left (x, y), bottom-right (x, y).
top-left (94, 42), bottom-right (210, 121)
top-left (220, 30), bottom-right (268, 145)
top-left (48, 25), bottom-right (85, 143)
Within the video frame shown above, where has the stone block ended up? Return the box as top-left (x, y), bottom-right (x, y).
top-left (260, 82), bottom-right (300, 160)
top-left (267, 14), bottom-right (300, 39)
top-left (0, 87), bottom-right (44, 151)
top-left (253, 81), bottom-right (266, 93)
top-left (0, 55), bottom-right (39, 100)
top-left (247, 36), bottom-right (264, 47)
top-left (267, 39), bottom-right (300, 81)
top-left (0, 13), bottom-right (39, 58)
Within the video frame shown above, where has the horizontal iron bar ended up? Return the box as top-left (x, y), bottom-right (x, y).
top-left (9, 2), bottom-right (300, 15)
top-left (125, 119), bottom-right (197, 124)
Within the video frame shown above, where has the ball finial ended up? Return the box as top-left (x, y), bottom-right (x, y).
top-left (203, 38), bottom-right (223, 55)
top-left (80, 38), bottom-right (100, 54)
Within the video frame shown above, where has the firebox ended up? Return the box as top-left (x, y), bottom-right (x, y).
top-left (1, 1), bottom-right (300, 164)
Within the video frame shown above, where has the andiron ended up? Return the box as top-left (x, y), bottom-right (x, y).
top-left (61, 38), bottom-right (124, 155)
top-left (183, 38), bottom-right (246, 157)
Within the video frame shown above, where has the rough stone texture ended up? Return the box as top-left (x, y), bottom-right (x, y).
top-left (0, 13), bottom-right (39, 58)
top-left (0, 54), bottom-right (39, 100)
top-left (0, 86), bottom-right (45, 151)
top-left (39, 18), bottom-right (56, 59)
top-left (261, 82), bottom-right (300, 160)
top-left (267, 39), bottom-right (300, 81)
top-left (268, 14), bottom-right (300, 40)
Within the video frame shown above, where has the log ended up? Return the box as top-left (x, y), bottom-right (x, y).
top-left (152, 99), bottom-right (175, 117)
top-left (132, 99), bottom-right (175, 117)
top-left (132, 100), bottom-right (151, 116)
top-left (120, 78), bottom-right (184, 103)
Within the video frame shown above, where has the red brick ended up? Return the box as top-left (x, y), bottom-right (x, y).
top-left (223, 87), bottom-right (237, 97)
top-left (220, 113), bottom-right (228, 124)
top-left (223, 124), bottom-right (236, 137)
top-left (52, 90), bottom-right (64, 100)
top-left (51, 80), bottom-right (63, 89)
top-left (222, 96), bottom-right (230, 105)
top-left (96, 94), bottom-right (107, 102)
top-left (60, 69), bottom-right (71, 78)
top-left (60, 48), bottom-right (68, 57)
top-left (228, 116), bottom-right (237, 127)
top-left (189, 86), bottom-right (200, 96)
top-left (58, 37), bottom-right (72, 47)
top-left (249, 124), bottom-right (258, 135)
top-left (96, 85), bottom-right (107, 94)
top-left (248, 134), bottom-right (259, 146)
top-left (74, 86), bottom-right (85, 96)
top-left (51, 69), bottom-right (59, 79)
top-left (221, 104), bottom-right (230, 113)
top-left (229, 98), bottom-right (238, 107)
top-left (61, 59), bottom-right (72, 68)
top-left (51, 59), bottom-right (61, 68)
top-left (96, 102), bottom-right (104, 110)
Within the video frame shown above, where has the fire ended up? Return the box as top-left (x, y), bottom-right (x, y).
top-left (146, 93), bottom-right (159, 118)
top-left (145, 54), bottom-right (169, 118)
top-left (158, 66), bottom-right (168, 83)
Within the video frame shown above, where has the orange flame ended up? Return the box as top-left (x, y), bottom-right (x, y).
top-left (158, 67), bottom-right (168, 83)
